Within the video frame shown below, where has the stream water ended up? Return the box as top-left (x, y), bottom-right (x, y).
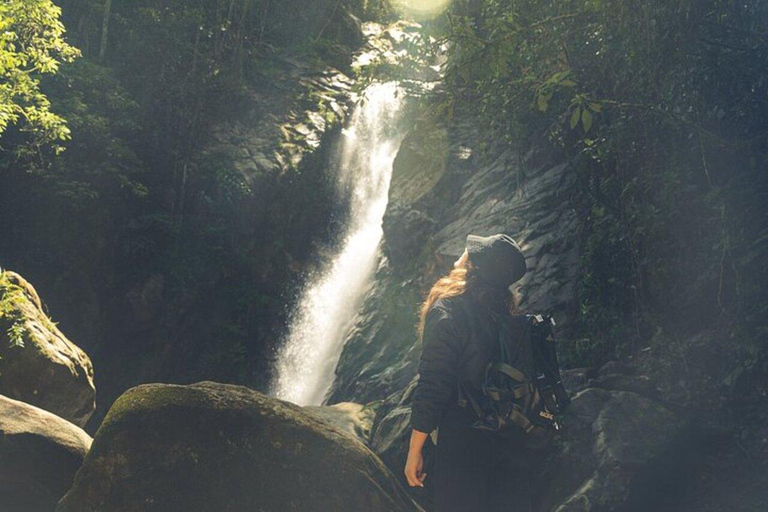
top-left (271, 82), bottom-right (405, 405)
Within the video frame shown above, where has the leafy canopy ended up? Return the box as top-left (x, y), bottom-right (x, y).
top-left (0, 0), bottom-right (79, 148)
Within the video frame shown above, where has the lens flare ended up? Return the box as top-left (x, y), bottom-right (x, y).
top-left (397, 0), bottom-right (451, 20)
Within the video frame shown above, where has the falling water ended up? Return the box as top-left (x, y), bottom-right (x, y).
top-left (272, 82), bottom-right (405, 405)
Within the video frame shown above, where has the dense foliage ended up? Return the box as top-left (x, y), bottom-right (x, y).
top-left (1, 0), bottom-right (765, 426)
top-left (0, 0), bottom-right (79, 150)
top-left (433, 0), bottom-right (768, 370)
top-left (0, 0), bottom-right (377, 425)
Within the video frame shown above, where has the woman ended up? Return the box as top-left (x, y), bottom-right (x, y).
top-left (404, 233), bottom-right (533, 512)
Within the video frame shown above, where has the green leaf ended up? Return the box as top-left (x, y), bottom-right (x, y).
top-left (589, 102), bottom-right (603, 112)
top-left (582, 109), bottom-right (593, 132)
top-left (570, 107), bottom-right (581, 129)
top-left (537, 93), bottom-right (549, 112)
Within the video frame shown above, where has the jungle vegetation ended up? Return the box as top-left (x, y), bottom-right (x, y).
top-left (0, 0), bottom-right (765, 420)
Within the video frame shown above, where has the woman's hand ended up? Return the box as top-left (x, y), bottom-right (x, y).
top-left (404, 448), bottom-right (427, 487)
top-left (404, 429), bottom-right (429, 487)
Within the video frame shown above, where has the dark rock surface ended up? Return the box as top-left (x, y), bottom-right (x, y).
top-left (541, 388), bottom-right (687, 511)
top-left (326, 255), bottom-right (423, 404)
top-left (560, 367), bottom-right (597, 393)
top-left (86, 17), bottom-right (381, 429)
top-left (328, 113), bottom-right (581, 405)
top-left (366, 376), bottom-right (687, 512)
top-left (318, 51), bottom-right (766, 511)
top-left (302, 401), bottom-right (377, 443)
top-left (0, 271), bottom-right (96, 427)
top-left (368, 377), bottom-right (435, 510)
top-left (0, 395), bottom-right (92, 512)
top-left (57, 382), bottom-right (422, 512)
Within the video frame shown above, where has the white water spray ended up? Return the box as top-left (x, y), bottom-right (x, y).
top-left (272, 82), bottom-right (405, 405)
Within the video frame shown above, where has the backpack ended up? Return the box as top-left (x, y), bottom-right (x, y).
top-left (457, 313), bottom-right (571, 435)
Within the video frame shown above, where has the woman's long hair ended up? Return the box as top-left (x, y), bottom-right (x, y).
top-left (417, 254), bottom-right (518, 340)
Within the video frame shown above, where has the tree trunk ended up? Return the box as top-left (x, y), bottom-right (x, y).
top-left (98, 0), bottom-right (112, 62)
top-left (259, 0), bottom-right (270, 43)
top-left (236, 0), bottom-right (250, 80)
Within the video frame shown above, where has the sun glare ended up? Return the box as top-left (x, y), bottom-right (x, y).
top-left (397, 0), bottom-right (451, 20)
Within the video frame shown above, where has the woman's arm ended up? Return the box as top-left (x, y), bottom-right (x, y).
top-left (404, 429), bottom-right (429, 487)
top-left (405, 304), bottom-right (463, 487)
top-left (410, 305), bottom-right (463, 434)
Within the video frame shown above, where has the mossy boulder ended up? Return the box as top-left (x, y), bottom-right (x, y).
top-left (0, 271), bottom-right (95, 427)
top-left (57, 382), bottom-right (422, 512)
top-left (0, 394), bottom-right (92, 511)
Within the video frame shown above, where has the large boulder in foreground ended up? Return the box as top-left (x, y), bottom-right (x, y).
top-left (0, 271), bottom-right (95, 427)
top-left (0, 395), bottom-right (92, 511)
top-left (58, 382), bottom-right (422, 512)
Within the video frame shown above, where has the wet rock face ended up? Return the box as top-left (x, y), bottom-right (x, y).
top-left (325, 256), bottom-right (422, 405)
top-left (330, 114), bottom-right (582, 406)
top-left (302, 401), bottom-right (377, 443)
top-left (0, 395), bottom-right (92, 512)
top-left (383, 205), bottom-right (437, 267)
top-left (0, 271), bottom-right (96, 427)
top-left (368, 377), bottom-right (434, 509)
top-left (58, 382), bottom-right (422, 512)
top-left (428, 145), bottom-right (581, 332)
top-left (544, 388), bottom-right (687, 512)
top-left (367, 371), bottom-right (686, 512)
top-left (210, 62), bottom-right (355, 180)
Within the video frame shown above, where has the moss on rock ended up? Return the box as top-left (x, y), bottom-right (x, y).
top-left (57, 381), bottom-right (422, 512)
top-left (0, 271), bottom-right (95, 427)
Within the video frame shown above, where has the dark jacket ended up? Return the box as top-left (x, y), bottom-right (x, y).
top-left (410, 291), bottom-right (503, 433)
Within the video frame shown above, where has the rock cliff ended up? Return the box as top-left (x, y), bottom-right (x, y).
top-left (322, 103), bottom-right (767, 510)
top-left (328, 113), bottom-right (582, 405)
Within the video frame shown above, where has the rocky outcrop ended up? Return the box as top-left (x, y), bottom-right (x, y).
top-left (326, 256), bottom-right (424, 404)
top-left (58, 382), bottom-right (422, 512)
top-left (368, 377), bottom-right (429, 506)
top-left (542, 387), bottom-right (687, 511)
top-left (0, 395), bottom-right (92, 512)
top-left (0, 271), bottom-right (95, 427)
top-left (89, 19), bottom-right (381, 428)
top-left (209, 61), bottom-right (355, 180)
top-left (366, 365), bottom-right (687, 512)
top-left (328, 113), bottom-right (581, 405)
top-left (302, 401), bottom-right (377, 443)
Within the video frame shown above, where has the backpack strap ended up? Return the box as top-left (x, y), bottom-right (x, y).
top-left (483, 361), bottom-right (533, 401)
top-left (488, 361), bottom-right (528, 383)
top-left (457, 378), bottom-right (489, 422)
top-left (505, 406), bottom-right (537, 434)
top-left (484, 382), bottom-right (534, 401)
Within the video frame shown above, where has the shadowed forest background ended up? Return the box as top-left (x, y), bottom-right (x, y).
top-left (0, 0), bottom-right (766, 511)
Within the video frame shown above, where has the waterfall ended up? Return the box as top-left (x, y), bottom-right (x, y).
top-left (271, 82), bottom-right (405, 406)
